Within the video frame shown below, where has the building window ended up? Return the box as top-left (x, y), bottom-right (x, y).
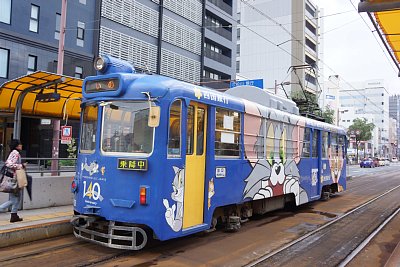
top-left (27, 55), bottom-right (37, 74)
top-left (0, 0), bottom-right (11, 24)
top-left (236, 60), bottom-right (240, 73)
top-left (55, 13), bottom-right (61, 40)
top-left (75, 66), bottom-right (83, 78)
top-left (236, 44), bottom-right (240, 56)
top-left (77, 21), bottom-right (85, 47)
top-left (29, 5), bottom-right (40, 33)
top-left (0, 48), bottom-right (9, 78)
top-left (79, 0), bottom-right (86, 4)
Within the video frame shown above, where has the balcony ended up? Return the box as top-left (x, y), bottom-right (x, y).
top-left (204, 19), bottom-right (232, 41)
top-left (207, 0), bottom-right (232, 15)
top-left (204, 47), bottom-right (231, 67)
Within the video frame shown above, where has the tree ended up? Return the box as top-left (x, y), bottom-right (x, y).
top-left (321, 106), bottom-right (335, 124)
top-left (348, 118), bottom-right (375, 162)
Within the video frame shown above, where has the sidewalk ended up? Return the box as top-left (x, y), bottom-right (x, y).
top-left (0, 205), bottom-right (73, 248)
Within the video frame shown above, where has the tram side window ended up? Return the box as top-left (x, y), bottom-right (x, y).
top-left (215, 108), bottom-right (241, 157)
top-left (301, 127), bottom-right (310, 157)
top-left (196, 108), bottom-right (205, 155)
top-left (312, 130), bottom-right (318, 158)
top-left (80, 104), bottom-right (98, 153)
top-left (338, 135), bottom-right (345, 158)
top-left (322, 132), bottom-right (328, 158)
top-left (285, 124), bottom-right (299, 160)
top-left (186, 106), bottom-right (194, 155)
top-left (168, 100), bottom-right (181, 157)
top-left (330, 133), bottom-right (338, 157)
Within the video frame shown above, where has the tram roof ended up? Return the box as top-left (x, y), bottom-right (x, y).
top-left (0, 71), bottom-right (82, 119)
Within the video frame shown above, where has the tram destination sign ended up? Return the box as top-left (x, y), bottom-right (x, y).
top-left (117, 159), bottom-right (148, 171)
top-left (85, 78), bottom-right (120, 93)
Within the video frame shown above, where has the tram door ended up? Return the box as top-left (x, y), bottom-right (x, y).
top-left (310, 129), bottom-right (321, 198)
top-left (183, 102), bottom-right (207, 229)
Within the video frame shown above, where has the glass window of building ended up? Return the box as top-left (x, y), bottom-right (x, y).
top-left (75, 66), bottom-right (83, 78)
top-left (0, 48), bottom-right (9, 78)
top-left (0, 0), bottom-right (11, 24)
top-left (79, 0), bottom-right (86, 4)
top-left (55, 13), bottom-right (61, 40)
top-left (27, 55), bottom-right (37, 74)
top-left (29, 5), bottom-right (40, 33)
top-left (77, 21), bottom-right (85, 47)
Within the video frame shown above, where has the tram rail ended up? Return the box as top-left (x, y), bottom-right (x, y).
top-left (246, 184), bottom-right (400, 267)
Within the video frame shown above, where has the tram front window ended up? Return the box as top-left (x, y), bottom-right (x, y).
top-left (80, 104), bottom-right (98, 153)
top-left (101, 101), bottom-right (154, 155)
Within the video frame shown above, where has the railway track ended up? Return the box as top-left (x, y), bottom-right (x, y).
top-left (246, 184), bottom-right (400, 267)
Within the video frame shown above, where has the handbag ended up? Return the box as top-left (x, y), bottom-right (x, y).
top-left (0, 174), bottom-right (18, 193)
top-left (16, 169), bottom-right (28, 188)
top-left (0, 165), bottom-right (14, 178)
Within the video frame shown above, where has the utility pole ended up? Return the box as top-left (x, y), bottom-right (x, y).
top-left (51, 0), bottom-right (67, 175)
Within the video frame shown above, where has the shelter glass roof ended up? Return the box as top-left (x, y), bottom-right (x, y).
top-left (0, 71), bottom-right (82, 119)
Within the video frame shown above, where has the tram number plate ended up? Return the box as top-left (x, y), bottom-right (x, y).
top-left (118, 159), bottom-right (148, 171)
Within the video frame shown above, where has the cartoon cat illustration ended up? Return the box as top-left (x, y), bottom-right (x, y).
top-left (81, 159), bottom-right (99, 176)
top-left (242, 103), bottom-right (308, 205)
top-left (163, 166), bottom-right (185, 232)
top-left (328, 143), bottom-right (344, 190)
top-left (208, 178), bottom-right (215, 210)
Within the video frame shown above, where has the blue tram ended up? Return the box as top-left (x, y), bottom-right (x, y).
top-left (71, 56), bottom-right (347, 250)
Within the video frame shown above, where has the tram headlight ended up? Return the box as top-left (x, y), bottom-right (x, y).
top-left (94, 57), bottom-right (106, 71)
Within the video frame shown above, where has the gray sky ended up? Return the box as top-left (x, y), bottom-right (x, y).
top-left (314, 0), bottom-right (400, 95)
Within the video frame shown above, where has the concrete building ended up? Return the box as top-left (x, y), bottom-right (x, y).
top-left (97, 0), bottom-right (236, 89)
top-left (339, 80), bottom-right (390, 158)
top-left (389, 95), bottom-right (400, 157)
top-left (0, 0), bottom-right (96, 160)
top-left (236, 0), bottom-right (320, 98)
top-left (321, 75), bottom-right (340, 125)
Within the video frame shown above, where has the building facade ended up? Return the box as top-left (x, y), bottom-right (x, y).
top-left (339, 80), bottom-right (390, 158)
top-left (97, 0), bottom-right (236, 89)
top-left (0, 0), bottom-right (96, 159)
top-left (237, 0), bottom-right (320, 98)
top-left (389, 95), bottom-right (400, 157)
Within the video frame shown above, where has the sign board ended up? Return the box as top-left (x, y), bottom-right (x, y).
top-left (230, 79), bottom-right (264, 89)
top-left (118, 159), bottom-right (148, 171)
top-left (61, 126), bottom-right (72, 144)
top-left (216, 167), bottom-right (226, 178)
top-left (41, 119), bottom-right (51, 125)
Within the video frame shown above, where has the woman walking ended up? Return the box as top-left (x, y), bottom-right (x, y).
top-left (0, 139), bottom-right (25, 222)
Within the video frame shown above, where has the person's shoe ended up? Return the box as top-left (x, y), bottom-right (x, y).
top-left (10, 213), bottom-right (23, 223)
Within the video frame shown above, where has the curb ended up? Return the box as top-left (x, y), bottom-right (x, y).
top-left (0, 218), bottom-right (72, 248)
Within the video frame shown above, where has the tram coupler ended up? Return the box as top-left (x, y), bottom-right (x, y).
top-left (70, 215), bottom-right (97, 228)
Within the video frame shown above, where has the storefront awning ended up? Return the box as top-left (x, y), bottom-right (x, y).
top-left (0, 71), bottom-right (82, 119)
top-left (358, 0), bottom-right (400, 76)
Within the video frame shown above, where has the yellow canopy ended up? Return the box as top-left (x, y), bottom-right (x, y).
top-left (358, 0), bottom-right (400, 73)
top-left (375, 10), bottom-right (400, 65)
top-left (0, 71), bottom-right (83, 119)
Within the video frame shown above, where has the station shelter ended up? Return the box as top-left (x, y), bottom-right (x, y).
top-left (0, 71), bottom-right (82, 161)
